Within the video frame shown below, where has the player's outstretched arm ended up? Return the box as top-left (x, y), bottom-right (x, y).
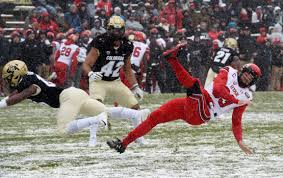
top-left (232, 105), bottom-right (253, 155)
top-left (0, 85), bottom-right (37, 108)
top-left (238, 141), bottom-right (253, 155)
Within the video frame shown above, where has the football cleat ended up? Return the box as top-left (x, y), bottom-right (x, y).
top-left (98, 112), bottom-right (111, 130)
top-left (107, 138), bottom-right (126, 153)
top-left (163, 43), bottom-right (187, 59)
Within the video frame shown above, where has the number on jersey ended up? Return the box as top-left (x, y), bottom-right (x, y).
top-left (133, 47), bottom-right (141, 57)
top-left (101, 61), bottom-right (124, 77)
top-left (60, 47), bottom-right (72, 57)
top-left (214, 51), bottom-right (231, 64)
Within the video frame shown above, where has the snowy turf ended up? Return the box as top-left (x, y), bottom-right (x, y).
top-left (0, 95), bottom-right (282, 178)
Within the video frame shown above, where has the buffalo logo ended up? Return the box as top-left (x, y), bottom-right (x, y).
top-left (106, 51), bottom-right (111, 55)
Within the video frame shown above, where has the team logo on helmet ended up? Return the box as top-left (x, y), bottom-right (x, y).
top-left (224, 38), bottom-right (238, 50)
top-left (2, 60), bottom-right (28, 87)
top-left (107, 16), bottom-right (125, 29)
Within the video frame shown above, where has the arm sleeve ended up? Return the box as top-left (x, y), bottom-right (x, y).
top-left (167, 57), bottom-right (197, 88)
top-left (213, 68), bottom-right (239, 104)
top-left (70, 48), bottom-right (79, 76)
top-left (232, 105), bottom-right (247, 142)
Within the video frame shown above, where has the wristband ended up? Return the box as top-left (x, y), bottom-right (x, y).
top-left (0, 98), bottom-right (8, 108)
top-left (131, 83), bottom-right (138, 90)
top-left (88, 71), bottom-right (94, 77)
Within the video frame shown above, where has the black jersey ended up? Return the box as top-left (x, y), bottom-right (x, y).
top-left (16, 72), bottom-right (64, 108)
top-left (88, 33), bottom-right (134, 81)
top-left (211, 47), bottom-right (238, 73)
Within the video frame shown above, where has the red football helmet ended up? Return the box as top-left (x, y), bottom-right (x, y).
top-left (238, 63), bottom-right (262, 87)
top-left (134, 31), bottom-right (146, 42)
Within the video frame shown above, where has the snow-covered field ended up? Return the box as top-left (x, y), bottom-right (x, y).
top-left (0, 93), bottom-right (282, 178)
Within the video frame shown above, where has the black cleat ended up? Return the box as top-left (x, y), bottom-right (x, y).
top-left (107, 138), bottom-right (126, 154)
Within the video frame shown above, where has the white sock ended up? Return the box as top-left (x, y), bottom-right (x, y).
top-left (107, 107), bottom-right (139, 120)
top-left (89, 124), bottom-right (99, 146)
top-left (66, 116), bottom-right (102, 134)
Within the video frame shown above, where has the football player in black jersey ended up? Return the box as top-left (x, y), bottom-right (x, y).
top-left (83, 16), bottom-right (145, 144)
top-left (83, 15), bottom-right (143, 110)
top-left (0, 60), bottom-right (150, 146)
top-left (204, 38), bottom-right (241, 88)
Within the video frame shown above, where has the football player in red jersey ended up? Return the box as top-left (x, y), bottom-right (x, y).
top-left (107, 44), bottom-right (262, 154)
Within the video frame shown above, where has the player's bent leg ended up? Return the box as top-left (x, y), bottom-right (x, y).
top-left (57, 87), bottom-right (89, 135)
top-left (110, 80), bottom-right (139, 108)
top-left (89, 80), bottom-right (107, 102)
top-left (79, 97), bottom-right (107, 116)
top-left (66, 112), bottom-right (108, 133)
top-left (107, 107), bottom-right (150, 144)
top-left (107, 98), bottom-right (186, 153)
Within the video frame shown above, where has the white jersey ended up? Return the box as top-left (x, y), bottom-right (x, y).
top-left (205, 66), bottom-right (253, 117)
top-left (52, 41), bottom-right (61, 51)
top-left (130, 41), bottom-right (148, 67)
top-left (57, 43), bottom-right (80, 66)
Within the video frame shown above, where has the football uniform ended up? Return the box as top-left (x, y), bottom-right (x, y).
top-left (120, 41), bottom-right (149, 88)
top-left (88, 33), bottom-right (138, 107)
top-left (16, 72), bottom-right (106, 134)
top-left (130, 41), bottom-right (149, 69)
top-left (53, 41), bottom-right (80, 87)
top-left (205, 66), bottom-right (252, 117)
top-left (120, 58), bottom-right (249, 148)
top-left (205, 47), bottom-right (238, 88)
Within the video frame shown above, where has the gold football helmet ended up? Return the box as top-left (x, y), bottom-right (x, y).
top-left (2, 60), bottom-right (28, 87)
top-left (224, 38), bottom-right (238, 50)
top-left (107, 15), bottom-right (125, 29)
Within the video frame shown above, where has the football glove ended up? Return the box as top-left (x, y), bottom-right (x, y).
top-left (88, 71), bottom-right (103, 82)
top-left (131, 83), bottom-right (143, 100)
top-left (0, 98), bottom-right (8, 108)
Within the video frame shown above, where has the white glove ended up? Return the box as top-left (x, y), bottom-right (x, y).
top-left (0, 98), bottom-right (8, 108)
top-left (131, 83), bottom-right (143, 100)
top-left (88, 71), bottom-right (103, 82)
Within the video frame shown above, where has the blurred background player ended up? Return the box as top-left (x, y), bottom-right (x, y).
top-left (107, 44), bottom-right (262, 154)
top-left (0, 60), bottom-right (149, 146)
top-left (52, 34), bottom-right (80, 88)
top-left (120, 31), bottom-right (149, 89)
top-left (145, 28), bottom-right (166, 93)
top-left (204, 38), bottom-right (240, 88)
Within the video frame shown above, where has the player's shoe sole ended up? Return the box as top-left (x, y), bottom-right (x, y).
top-left (107, 138), bottom-right (126, 154)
